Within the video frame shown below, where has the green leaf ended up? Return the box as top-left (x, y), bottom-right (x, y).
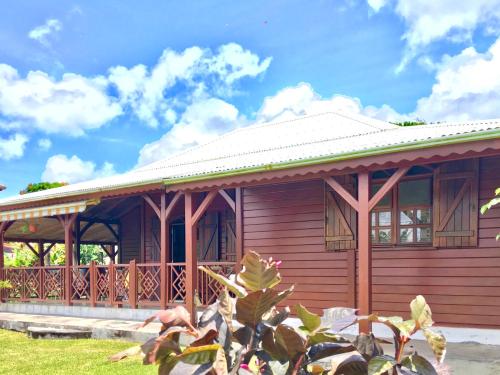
top-left (177, 344), bottom-right (221, 365)
top-left (296, 304), bottom-right (322, 333)
top-left (360, 315), bottom-right (415, 338)
top-left (198, 266), bottom-right (247, 297)
top-left (275, 324), bottom-right (307, 359)
top-left (423, 329), bottom-right (446, 363)
top-left (237, 251), bottom-right (281, 291)
top-left (309, 331), bottom-right (347, 345)
top-left (401, 354), bottom-right (438, 375)
top-left (368, 355), bottom-right (396, 375)
top-left (481, 196), bottom-right (500, 214)
top-left (262, 327), bottom-right (289, 361)
top-left (410, 295), bottom-right (433, 329)
top-left (236, 287), bottom-right (294, 327)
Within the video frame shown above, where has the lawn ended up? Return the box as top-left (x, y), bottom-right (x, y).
top-left (0, 329), bottom-right (156, 375)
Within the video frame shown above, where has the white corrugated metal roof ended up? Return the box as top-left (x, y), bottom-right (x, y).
top-left (1, 112), bottom-right (499, 207)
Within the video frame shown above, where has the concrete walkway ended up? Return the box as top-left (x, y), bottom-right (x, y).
top-left (0, 312), bottom-right (160, 342)
top-left (1, 312), bottom-right (499, 374)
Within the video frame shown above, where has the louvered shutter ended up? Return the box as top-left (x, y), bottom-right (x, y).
top-left (151, 217), bottom-right (160, 261)
top-left (433, 158), bottom-right (479, 247)
top-left (325, 175), bottom-right (357, 250)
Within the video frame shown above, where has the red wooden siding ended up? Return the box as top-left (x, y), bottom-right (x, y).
top-left (371, 156), bottom-right (500, 328)
top-left (243, 180), bottom-right (349, 314)
top-left (242, 156), bottom-right (500, 327)
top-left (120, 206), bottom-right (142, 263)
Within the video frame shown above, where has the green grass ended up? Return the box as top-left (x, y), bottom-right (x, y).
top-left (0, 329), bottom-right (156, 375)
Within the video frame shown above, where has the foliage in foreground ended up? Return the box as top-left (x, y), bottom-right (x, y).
top-left (481, 187), bottom-right (500, 240)
top-left (112, 251), bottom-right (446, 374)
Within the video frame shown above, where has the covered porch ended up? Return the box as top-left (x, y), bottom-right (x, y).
top-left (0, 188), bottom-right (243, 314)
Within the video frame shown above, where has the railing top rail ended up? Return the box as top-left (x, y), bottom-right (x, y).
top-left (136, 263), bottom-right (161, 267)
top-left (199, 261), bottom-right (236, 266)
top-left (167, 262), bottom-right (187, 266)
top-left (4, 265), bottom-right (65, 270)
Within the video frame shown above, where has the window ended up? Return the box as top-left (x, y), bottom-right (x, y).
top-left (371, 175), bottom-right (433, 245)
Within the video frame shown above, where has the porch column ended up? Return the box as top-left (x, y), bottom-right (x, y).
top-left (160, 193), bottom-right (168, 310)
top-left (38, 240), bottom-right (44, 267)
top-left (184, 191), bottom-right (197, 321)
top-left (357, 172), bottom-right (371, 333)
top-left (235, 187), bottom-right (244, 271)
top-left (59, 214), bottom-right (78, 306)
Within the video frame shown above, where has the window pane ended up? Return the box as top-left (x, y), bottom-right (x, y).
top-left (371, 184), bottom-right (392, 207)
top-left (416, 227), bottom-right (432, 242)
top-left (398, 179), bottom-right (431, 206)
top-left (400, 228), bottom-right (414, 243)
top-left (378, 211), bottom-right (391, 226)
top-left (371, 229), bottom-right (376, 241)
top-left (416, 209), bottom-right (431, 224)
top-left (378, 229), bottom-right (391, 243)
top-left (400, 210), bottom-right (414, 225)
top-left (371, 212), bottom-right (376, 226)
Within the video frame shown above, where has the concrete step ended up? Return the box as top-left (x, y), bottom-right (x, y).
top-left (27, 326), bottom-right (92, 339)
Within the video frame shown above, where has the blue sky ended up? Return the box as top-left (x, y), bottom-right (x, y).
top-left (1, 0), bottom-right (500, 196)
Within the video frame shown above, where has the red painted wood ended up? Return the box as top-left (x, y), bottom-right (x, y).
top-left (184, 192), bottom-right (197, 322)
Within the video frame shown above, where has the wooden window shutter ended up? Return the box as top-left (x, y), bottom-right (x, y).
top-left (325, 175), bottom-right (357, 250)
top-left (433, 158), bottom-right (479, 247)
top-left (197, 212), bottom-right (220, 261)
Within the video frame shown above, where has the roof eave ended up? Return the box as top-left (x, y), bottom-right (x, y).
top-left (163, 128), bottom-right (500, 186)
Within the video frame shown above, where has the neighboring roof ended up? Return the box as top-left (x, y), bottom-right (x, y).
top-left (1, 112), bottom-right (500, 208)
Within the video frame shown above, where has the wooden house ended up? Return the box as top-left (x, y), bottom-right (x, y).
top-left (0, 112), bottom-right (499, 330)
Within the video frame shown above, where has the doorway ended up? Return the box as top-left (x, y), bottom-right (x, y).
top-left (170, 219), bottom-right (185, 263)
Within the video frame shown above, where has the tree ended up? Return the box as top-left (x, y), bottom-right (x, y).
top-left (20, 182), bottom-right (68, 195)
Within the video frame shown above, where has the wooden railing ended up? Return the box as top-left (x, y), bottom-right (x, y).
top-left (1, 261), bottom-right (236, 308)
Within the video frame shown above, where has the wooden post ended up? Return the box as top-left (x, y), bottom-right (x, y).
top-left (347, 248), bottom-right (356, 308)
top-left (59, 214), bottom-right (78, 306)
top-left (38, 241), bottom-right (44, 267)
top-left (109, 263), bottom-right (116, 306)
top-left (160, 193), bottom-right (167, 310)
top-left (185, 192), bottom-right (197, 322)
top-left (235, 187), bottom-right (244, 272)
top-left (89, 261), bottom-right (97, 307)
top-left (75, 217), bottom-right (81, 265)
top-left (358, 172), bottom-right (371, 333)
top-left (129, 260), bottom-right (137, 309)
top-left (0, 222), bottom-right (9, 302)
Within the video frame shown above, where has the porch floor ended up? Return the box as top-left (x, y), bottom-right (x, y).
top-left (0, 312), bottom-right (160, 342)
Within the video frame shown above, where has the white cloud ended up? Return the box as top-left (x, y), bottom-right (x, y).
top-left (367, 0), bottom-right (500, 71)
top-left (37, 138), bottom-right (52, 151)
top-left (256, 82), bottom-right (405, 123)
top-left (42, 154), bottom-right (116, 183)
top-left (0, 64), bottom-right (122, 136)
top-left (412, 37), bottom-right (500, 121)
top-left (367, 0), bottom-right (388, 12)
top-left (28, 19), bottom-right (62, 47)
top-left (137, 97), bottom-right (241, 166)
top-left (109, 43), bottom-right (271, 128)
top-left (0, 133), bottom-right (28, 160)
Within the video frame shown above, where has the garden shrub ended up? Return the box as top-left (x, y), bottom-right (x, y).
top-left (112, 251), bottom-right (446, 374)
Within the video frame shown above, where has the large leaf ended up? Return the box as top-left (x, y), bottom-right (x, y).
top-left (307, 342), bottom-right (357, 363)
top-left (296, 304), bottom-right (321, 333)
top-left (322, 307), bottom-right (358, 332)
top-left (140, 305), bottom-right (196, 334)
top-left (353, 333), bottom-right (384, 360)
top-left (177, 344), bottom-right (221, 365)
top-left (237, 251), bottom-right (281, 291)
top-left (198, 266), bottom-right (247, 297)
top-left (368, 355), bottom-right (396, 375)
top-left (264, 306), bottom-right (290, 326)
top-left (217, 289), bottom-right (234, 329)
top-left (212, 348), bottom-right (228, 375)
top-left (274, 324), bottom-right (307, 360)
top-left (236, 287), bottom-right (294, 327)
top-left (108, 345), bottom-right (142, 362)
top-left (401, 354), bottom-right (438, 375)
top-left (309, 331), bottom-right (347, 345)
top-left (410, 295), bottom-right (433, 329)
top-left (262, 327), bottom-right (288, 362)
top-left (142, 327), bottom-right (186, 364)
top-left (332, 354), bottom-right (367, 375)
top-left (423, 329), bottom-right (446, 363)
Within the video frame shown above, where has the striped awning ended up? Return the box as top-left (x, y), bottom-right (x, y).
top-left (0, 200), bottom-right (95, 221)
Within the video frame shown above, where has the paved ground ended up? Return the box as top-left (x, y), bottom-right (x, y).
top-left (0, 312), bottom-right (499, 374)
top-left (0, 311), bottom-right (161, 342)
